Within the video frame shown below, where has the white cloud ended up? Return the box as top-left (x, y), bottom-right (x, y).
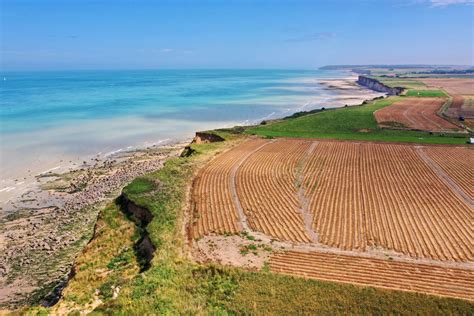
top-left (430, 0), bottom-right (473, 6)
top-left (395, 0), bottom-right (474, 6)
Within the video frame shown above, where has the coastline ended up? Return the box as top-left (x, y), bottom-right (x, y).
top-left (0, 73), bottom-right (384, 309)
top-left (0, 142), bottom-right (187, 308)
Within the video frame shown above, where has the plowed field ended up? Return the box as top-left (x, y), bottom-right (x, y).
top-left (419, 78), bottom-right (474, 95)
top-left (301, 141), bottom-right (472, 261)
top-left (190, 138), bottom-right (269, 238)
top-left (421, 146), bottom-right (474, 200)
top-left (237, 139), bottom-right (313, 242)
top-left (190, 138), bottom-right (473, 299)
top-left (374, 97), bottom-right (460, 131)
top-left (418, 78), bottom-right (474, 119)
top-left (270, 251), bottom-right (474, 301)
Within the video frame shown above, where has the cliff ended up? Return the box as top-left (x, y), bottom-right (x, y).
top-left (192, 132), bottom-right (225, 144)
top-left (357, 76), bottom-right (403, 95)
top-left (120, 192), bottom-right (156, 271)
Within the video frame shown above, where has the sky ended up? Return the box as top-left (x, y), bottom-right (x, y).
top-left (0, 0), bottom-right (473, 70)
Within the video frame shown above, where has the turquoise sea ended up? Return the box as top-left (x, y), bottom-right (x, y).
top-left (0, 69), bottom-right (377, 199)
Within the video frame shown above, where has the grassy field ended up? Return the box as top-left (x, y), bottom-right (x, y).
top-left (23, 130), bottom-right (473, 315)
top-left (374, 77), bottom-right (427, 89)
top-left (406, 89), bottom-right (448, 97)
top-left (246, 97), bottom-right (468, 144)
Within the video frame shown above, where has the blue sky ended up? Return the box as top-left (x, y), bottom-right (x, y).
top-left (1, 0), bottom-right (473, 70)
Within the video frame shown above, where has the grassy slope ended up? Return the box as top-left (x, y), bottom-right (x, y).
top-left (246, 97), bottom-right (468, 144)
top-left (26, 131), bottom-right (474, 315)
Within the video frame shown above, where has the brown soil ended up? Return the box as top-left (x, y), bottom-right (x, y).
top-left (189, 138), bottom-right (474, 299)
top-left (374, 97), bottom-right (461, 131)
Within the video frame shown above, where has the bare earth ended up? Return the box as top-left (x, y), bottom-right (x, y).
top-left (418, 78), bottom-right (474, 119)
top-left (374, 97), bottom-right (461, 131)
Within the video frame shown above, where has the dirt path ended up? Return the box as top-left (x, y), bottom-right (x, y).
top-left (416, 146), bottom-right (474, 208)
top-left (230, 140), bottom-right (274, 232)
top-left (295, 141), bottom-right (319, 243)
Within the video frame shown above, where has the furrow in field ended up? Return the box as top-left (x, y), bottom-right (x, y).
top-left (270, 251), bottom-right (474, 301)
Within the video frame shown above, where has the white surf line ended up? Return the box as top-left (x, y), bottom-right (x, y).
top-left (415, 146), bottom-right (473, 208)
top-left (40, 166), bottom-right (61, 175)
top-left (295, 141), bottom-right (320, 243)
top-left (0, 186), bottom-right (15, 193)
top-left (230, 139), bottom-right (275, 233)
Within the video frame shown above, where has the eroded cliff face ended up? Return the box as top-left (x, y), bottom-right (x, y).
top-left (120, 193), bottom-right (156, 271)
top-left (357, 76), bottom-right (403, 95)
top-left (192, 132), bottom-right (225, 144)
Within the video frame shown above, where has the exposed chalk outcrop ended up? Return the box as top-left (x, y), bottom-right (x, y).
top-left (357, 76), bottom-right (403, 95)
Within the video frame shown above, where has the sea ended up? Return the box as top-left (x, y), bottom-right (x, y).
top-left (0, 69), bottom-right (377, 203)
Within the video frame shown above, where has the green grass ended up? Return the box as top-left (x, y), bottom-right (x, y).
top-left (246, 97), bottom-right (468, 144)
top-left (123, 177), bottom-right (156, 195)
top-left (406, 89), bottom-right (448, 97)
top-left (374, 77), bottom-right (426, 89)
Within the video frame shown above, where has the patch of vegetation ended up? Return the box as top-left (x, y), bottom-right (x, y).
top-left (221, 271), bottom-right (474, 315)
top-left (246, 97), bottom-right (468, 144)
top-left (406, 89), bottom-right (447, 97)
top-left (123, 177), bottom-right (155, 196)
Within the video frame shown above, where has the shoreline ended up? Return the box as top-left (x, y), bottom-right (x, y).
top-left (0, 141), bottom-right (187, 308)
top-left (0, 73), bottom-right (384, 309)
top-left (0, 72), bottom-right (383, 209)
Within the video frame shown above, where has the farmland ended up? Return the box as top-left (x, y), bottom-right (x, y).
top-left (190, 137), bottom-right (473, 300)
top-left (39, 132), bottom-right (472, 315)
top-left (405, 89), bottom-right (447, 97)
top-left (418, 78), bottom-right (474, 95)
top-left (418, 78), bottom-right (474, 119)
top-left (270, 251), bottom-right (474, 300)
top-left (246, 97), bottom-right (469, 144)
top-left (190, 138), bottom-right (268, 238)
top-left (374, 97), bottom-right (461, 131)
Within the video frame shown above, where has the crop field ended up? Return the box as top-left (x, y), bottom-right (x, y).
top-left (302, 141), bottom-right (472, 261)
top-left (191, 138), bottom-right (472, 260)
top-left (270, 251), bottom-right (474, 301)
top-left (190, 138), bottom-right (268, 238)
top-left (374, 97), bottom-right (461, 131)
top-left (418, 78), bottom-right (474, 95)
top-left (420, 146), bottom-right (474, 200)
top-left (236, 139), bottom-right (313, 242)
top-left (190, 137), bottom-right (473, 299)
top-left (418, 78), bottom-right (474, 119)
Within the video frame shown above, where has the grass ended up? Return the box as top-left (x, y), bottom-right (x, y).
top-left (23, 131), bottom-right (473, 315)
top-left (123, 177), bottom-right (156, 195)
top-left (374, 77), bottom-right (427, 89)
top-left (246, 97), bottom-right (468, 144)
top-left (406, 89), bottom-right (448, 97)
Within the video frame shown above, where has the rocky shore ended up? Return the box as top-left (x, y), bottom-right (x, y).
top-left (0, 142), bottom-right (186, 309)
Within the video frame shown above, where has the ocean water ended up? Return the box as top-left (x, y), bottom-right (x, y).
top-left (0, 69), bottom-right (376, 201)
